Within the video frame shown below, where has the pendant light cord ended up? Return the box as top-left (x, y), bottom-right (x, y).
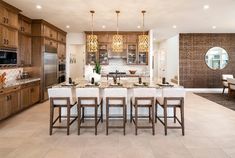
top-left (116, 11), bottom-right (120, 35)
top-left (142, 11), bottom-right (146, 35)
top-left (90, 10), bottom-right (95, 36)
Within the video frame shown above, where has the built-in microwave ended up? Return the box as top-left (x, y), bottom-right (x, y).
top-left (0, 49), bottom-right (17, 65)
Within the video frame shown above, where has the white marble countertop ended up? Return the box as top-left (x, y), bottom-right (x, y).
top-left (1, 78), bottom-right (41, 89)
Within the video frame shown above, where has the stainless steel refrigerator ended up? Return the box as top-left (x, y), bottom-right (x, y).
top-left (43, 46), bottom-right (58, 100)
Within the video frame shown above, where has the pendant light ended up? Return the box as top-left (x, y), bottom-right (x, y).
top-left (138, 10), bottom-right (149, 52)
top-left (112, 10), bottom-right (123, 52)
top-left (87, 10), bottom-right (98, 52)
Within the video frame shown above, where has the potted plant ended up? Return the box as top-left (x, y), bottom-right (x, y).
top-left (91, 61), bottom-right (101, 82)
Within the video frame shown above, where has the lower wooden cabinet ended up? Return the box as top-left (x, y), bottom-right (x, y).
top-left (0, 81), bottom-right (40, 120)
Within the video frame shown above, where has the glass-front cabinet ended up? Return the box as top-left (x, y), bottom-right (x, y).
top-left (86, 52), bottom-right (97, 65)
top-left (138, 52), bottom-right (148, 65)
top-left (99, 44), bottom-right (109, 65)
top-left (127, 44), bottom-right (137, 64)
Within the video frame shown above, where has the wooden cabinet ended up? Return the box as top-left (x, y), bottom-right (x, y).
top-left (58, 42), bottom-right (66, 59)
top-left (58, 32), bottom-right (66, 43)
top-left (30, 83), bottom-right (40, 105)
top-left (19, 15), bottom-right (31, 35)
top-left (44, 38), bottom-right (57, 48)
top-left (43, 24), bottom-right (57, 40)
top-left (19, 34), bottom-right (32, 65)
top-left (0, 4), bottom-right (19, 29)
top-left (0, 88), bottom-right (20, 120)
top-left (20, 81), bottom-right (40, 109)
top-left (0, 25), bottom-right (18, 48)
top-left (20, 87), bottom-right (30, 109)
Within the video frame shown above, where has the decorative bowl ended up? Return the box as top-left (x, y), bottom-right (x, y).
top-left (129, 70), bottom-right (137, 74)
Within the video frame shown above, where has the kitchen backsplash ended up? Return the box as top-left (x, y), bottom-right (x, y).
top-left (0, 68), bottom-right (23, 82)
top-left (85, 58), bottom-right (150, 76)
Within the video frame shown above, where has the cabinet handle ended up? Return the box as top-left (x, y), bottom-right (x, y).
top-left (6, 18), bottom-right (9, 24)
top-left (50, 41), bottom-right (52, 45)
top-left (6, 40), bottom-right (9, 45)
top-left (50, 34), bottom-right (52, 37)
top-left (3, 17), bottom-right (6, 23)
top-left (3, 39), bottom-right (6, 44)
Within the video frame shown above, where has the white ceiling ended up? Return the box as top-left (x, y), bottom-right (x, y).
top-left (5, 0), bottom-right (235, 41)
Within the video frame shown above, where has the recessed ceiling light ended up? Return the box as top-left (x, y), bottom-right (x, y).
top-left (36, 5), bottom-right (42, 9)
top-left (102, 25), bottom-right (106, 29)
top-left (137, 25), bottom-right (141, 29)
top-left (172, 25), bottom-right (177, 29)
top-left (66, 25), bottom-right (70, 29)
top-left (203, 5), bottom-right (210, 10)
top-left (212, 26), bottom-right (217, 29)
top-left (153, 38), bottom-right (156, 41)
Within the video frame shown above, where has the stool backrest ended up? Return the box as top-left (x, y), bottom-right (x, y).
top-left (227, 78), bottom-right (235, 90)
top-left (162, 88), bottom-right (185, 105)
top-left (104, 88), bottom-right (127, 105)
top-left (133, 88), bottom-right (156, 105)
top-left (222, 74), bottom-right (234, 86)
top-left (76, 88), bottom-right (100, 105)
top-left (48, 88), bottom-right (74, 105)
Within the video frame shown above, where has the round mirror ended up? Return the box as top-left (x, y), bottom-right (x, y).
top-left (205, 47), bottom-right (229, 70)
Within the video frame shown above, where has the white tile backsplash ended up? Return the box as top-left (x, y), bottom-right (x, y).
top-left (85, 58), bottom-right (150, 76)
top-left (0, 68), bottom-right (23, 82)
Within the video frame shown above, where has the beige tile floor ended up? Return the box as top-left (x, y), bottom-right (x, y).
top-left (0, 92), bottom-right (235, 158)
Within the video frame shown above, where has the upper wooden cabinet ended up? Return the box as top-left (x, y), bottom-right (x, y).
top-left (0, 1), bottom-right (20, 29)
top-left (44, 38), bottom-right (57, 48)
top-left (18, 14), bottom-right (31, 35)
top-left (19, 34), bottom-right (31, 65)
top-left (58, 42), bottom-right (66, 59)
top-left (0, 25), bottom-right (18, 48)
top-left (58, 32), bottom-right (66, 43)
top-left (43, 24), bottom-right (57, 40)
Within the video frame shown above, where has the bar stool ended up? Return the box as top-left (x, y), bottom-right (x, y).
top-left (48, 88), bottom-right (78, 135)
top-left (104, 88), bottom-right (127, 135)
top-left (76, 88), bottom-right (103, 135)
top-left (155, 88), bottom-right (185, 136)
top-left (130, 88), bottom-right (156, 135)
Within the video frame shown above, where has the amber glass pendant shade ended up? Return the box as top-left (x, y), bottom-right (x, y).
top-left (87, 10), bottom-right (98, 52)
top-left (138, 10), bottom-right (149, 52)
top-left (112, 11), bottom-right (123, 52)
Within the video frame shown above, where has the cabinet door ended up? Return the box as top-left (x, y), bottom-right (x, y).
top-left (19, 34), bottom-right (32, 65)
top-left (50, 28), bottom-right (57, 40)
top-left (7, 10), bottom-right (18, 28)
top-left (0, 6), bottom-right (8, 26)
top-left (20, 88), bottom-right (30, 109)
top-left (19, 19), bottom-right (31, 34)
top-left (30, 84), bottom-right (40, 105)
top-left (0, 25), bottom-right (8, 47)
top-left (43, 25), bottom-right (51, 38)
top-left (0, 94), bottom-right (8, 120)
top-left (58, 43), bottom-right (66, 59)
top-left (9, 91), bottom-right (20, 114)
top-left (45, 38), bottom-right (57, 48)
top-left (7, 27), bottom-right (18, 48)
top-left (58, 32), bottom-right (66, 43)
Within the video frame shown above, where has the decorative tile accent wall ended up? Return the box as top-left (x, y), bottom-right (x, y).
top-left (85, 58), bottom-right (150, 76)
top-left (0, 68), bottom-right (23, 82)
top-left (179, 33), bottom-right (235, 88)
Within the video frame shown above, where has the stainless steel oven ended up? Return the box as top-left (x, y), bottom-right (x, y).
top-left (0, 49), bottom-right (17, 65)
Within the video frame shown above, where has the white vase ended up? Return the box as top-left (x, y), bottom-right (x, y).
top-left (90, 73), bottom-right (101, 82)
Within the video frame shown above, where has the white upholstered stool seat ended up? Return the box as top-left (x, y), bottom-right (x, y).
top-left (48, 88), bottom-right (78, 135)
top-left (130, 88), bottom-right (156, 135)
top-left (76, 88), bottom-right (103, 135)
top-left (156, 88), bottom-right (185, 136)
top-left (104, 88), bottom-right (127, 135)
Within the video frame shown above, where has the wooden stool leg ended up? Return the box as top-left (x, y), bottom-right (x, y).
top-left (106, 103), bottom-right (109, 135)
top-left (164, 106), bottom-right (167, 136)
top-left (152, 104), bottom-right (155, 135)
top-left (59, 106), bottom-right (61, 123)
top-left (222, 87), bottom-right (225, 94)
top-left (82, 107), bottom-right (85, 123)
top-left (101, 102), bottom-right (103, 123)
top-left (49, 102), bottom-right (54, 135)
top-left (95, 106), bottom-right (98, 135)
top-left (149, 107), bottom-right (151, 123)
top-left (174, 106), bottom-right (176, 123)
top-left (77, 104), bottom-right (81, 135)
top-left (123, 104), bottom-right (126, 135)
top-left (130, 101), bottom-right (133, 123)
top-left (67, 105), bottom-right (70, 135)
top-left (181, 104), bottom-right (185, 136)
top-left (155, 104), bottom-right (158, 123)
top-left (135, 105), bottom-right (138, 135)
